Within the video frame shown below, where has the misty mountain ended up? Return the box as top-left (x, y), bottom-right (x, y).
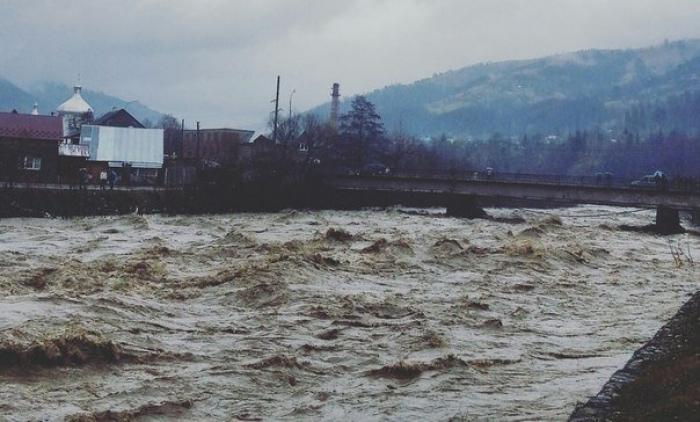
top-left (0, 80), bottom-right (163, 126)
top-left (0, 78), bottom-right (36, 112)
top-left (314, 39), bottom-right (700, 139)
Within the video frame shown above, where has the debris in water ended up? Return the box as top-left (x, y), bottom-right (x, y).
top-left (483, 319), bottom-right (504, 329)
top-left (0, 330), bottom-right (122, 370)
top-left (324, 227), bottom-right (354, 242)
top-left (368, 360), bottom-right (423, 380)
top-left (362, 238), bottom-right (388, 253)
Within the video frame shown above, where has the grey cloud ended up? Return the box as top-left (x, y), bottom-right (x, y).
top-left (1, 0), bottom-right (699, 129)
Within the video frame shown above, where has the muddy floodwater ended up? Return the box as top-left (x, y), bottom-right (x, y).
top-left (0, 206), bottom-right (697, 421)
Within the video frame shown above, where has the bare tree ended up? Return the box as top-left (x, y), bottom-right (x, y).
top-left (157, 114), bottom-right (182, 159)
top-left (299, 114), bottom-right (337, 172)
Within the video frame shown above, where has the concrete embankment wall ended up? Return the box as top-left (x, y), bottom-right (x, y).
top-left (569, 291), bottom-right (700, 421)
top-left (0, 187), bottom-right (244, 218)
top-left (0, 184), bottom-right (492, 218)
top-left (0, 182), bottom-right (407, 218)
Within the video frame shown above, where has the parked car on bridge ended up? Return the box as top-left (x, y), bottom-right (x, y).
top-left (358, 163), bottom-right (390, 176)
top-left (631, 171), bottom-right (667, 188)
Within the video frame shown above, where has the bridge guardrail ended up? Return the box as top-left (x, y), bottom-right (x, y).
top-left (323, 169), bottom-right (700, 193)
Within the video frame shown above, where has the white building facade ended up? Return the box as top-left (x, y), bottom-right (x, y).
top-left (56, 85), bottom-right (94, 138)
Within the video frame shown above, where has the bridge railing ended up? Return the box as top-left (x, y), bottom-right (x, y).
top-left (326, 169), bottom-right (700, 193)
top-left (331, 170), bottom-right (617, 188)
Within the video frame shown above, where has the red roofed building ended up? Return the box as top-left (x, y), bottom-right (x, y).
top-left (0, 111), bottom-right (63, 183)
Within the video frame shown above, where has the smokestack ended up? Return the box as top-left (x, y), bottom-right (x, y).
top-left (330, 83), bottom-right (340, 127)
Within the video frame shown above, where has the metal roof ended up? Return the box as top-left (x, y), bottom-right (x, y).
top-left (93, 108), bottom-right (144, 128)
top-left (80, 125), bottom-right (164, 168)
top-left (0, 112), bottom-right (63, 140)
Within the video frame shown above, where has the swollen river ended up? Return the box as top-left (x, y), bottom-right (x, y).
top-left (0, 206), bottom-right (697, 421)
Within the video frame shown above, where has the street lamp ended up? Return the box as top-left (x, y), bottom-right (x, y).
top-left (289, 89), bottom-right (296, 121)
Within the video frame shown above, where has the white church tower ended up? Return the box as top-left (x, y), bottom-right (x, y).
top-left (56, 84), bottom-right (94, 139)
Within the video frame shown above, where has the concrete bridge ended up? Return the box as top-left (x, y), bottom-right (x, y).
top-left (322, 173), bottom-right (700, 234)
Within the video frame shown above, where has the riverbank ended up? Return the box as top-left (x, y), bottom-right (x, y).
top-left (0, 183), bottom-right (480, 218)
top-left (570, 290), bottom-right (700, 421)
top-left (0, 182), bottom-right (318, 217)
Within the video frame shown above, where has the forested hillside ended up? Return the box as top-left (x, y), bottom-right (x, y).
top-left (316, 39), bottom-right (700, 140)
top-left (297, 39), bottom-right (700, 182)
top-left (5, 39), bottom-right (700, 183)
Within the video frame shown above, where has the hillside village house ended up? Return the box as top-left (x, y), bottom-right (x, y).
top-left (51, 85), bottom-right (163, 184)
top-left (181, 128), bottom-right (255, 168)
top-left (0, 83), bottom-right (281, 187)
top-left (236, 132), bottom-right (314, 181)
top-left (79, 108), bottom-right (163, 184)
top-left (0, 85), bottom-right (165, 185)
top-left (165, 128), bottom-right (255, 186)
top-left (0, 111), bottom-right (63, 183)
top-left (80, 125), bottom-right (164, 185)
top-left (238, 134), bottom-right (279, 180)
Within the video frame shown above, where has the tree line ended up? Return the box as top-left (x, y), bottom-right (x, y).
top-left (287, 95), bottom-right (700, 183)
top-left (156, 94), bottom-right (700, 186)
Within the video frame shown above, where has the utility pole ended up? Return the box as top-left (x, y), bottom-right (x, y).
top-left (273, 76), bottom-right (280, 144)
top-left (180, 119), bottom-right (184, 160)
top-left (196, 121), bottom-right (200, 168)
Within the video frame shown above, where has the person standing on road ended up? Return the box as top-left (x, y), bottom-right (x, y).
top-left (99, 170), bottom-right (107, 190)
top-left (78, 168), bottom-right (88, 190)
top-left (108, 169), bottom-right (118, 190)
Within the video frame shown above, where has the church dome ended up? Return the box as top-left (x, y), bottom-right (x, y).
top-left (56, 85), bottom-right (93, 114)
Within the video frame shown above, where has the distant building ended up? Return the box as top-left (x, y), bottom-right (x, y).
top-left (56, 85), bottom-right (94, 139)
top-left (237, 134), bottom-right (279, 181)
top-left (236, 132), bottom-right (316, 181)
top-left (182, 128), bottom-right (255, 168)
top-left (57, 106), bottom-right (150, 183)
top-left (80, 125), bottom-right (164, 184)
top-left (93, 108), bottom-right (145, 129)
top-left (294, 130), bottom-right (310, 156)
top-left (0, 111), bottom-right (63, 183)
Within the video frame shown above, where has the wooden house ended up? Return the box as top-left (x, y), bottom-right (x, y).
top-left (0, 111), bottom-right (63, 183)
top-left (92, 108), bottom-right (145, 129)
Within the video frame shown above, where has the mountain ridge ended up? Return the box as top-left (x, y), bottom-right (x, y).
top-left (4, 39), bottom-right (700, 137)
top-left (0, 80), bottom-right (163, 126)
top-left (318, 38), bottom-right (700, 138)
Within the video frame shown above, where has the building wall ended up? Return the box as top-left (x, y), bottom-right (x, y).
top-left (0, 138), bottom-right (60, 183)
top-left (182, 129), bottom-right (254, 168)
top-left (81, 125), bottom-right (164, 168)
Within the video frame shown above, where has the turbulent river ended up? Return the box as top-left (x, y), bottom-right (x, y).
top-left (0, 205), bottom-right (698, 421)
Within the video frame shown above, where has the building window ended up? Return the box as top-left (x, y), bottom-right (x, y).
top-left (298, 143), bottom-right (308, 152)
top-left (21, 156), bottom-right (42, 171)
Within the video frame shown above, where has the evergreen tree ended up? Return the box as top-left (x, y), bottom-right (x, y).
top-left (338, 95), bottom-right (386, 168)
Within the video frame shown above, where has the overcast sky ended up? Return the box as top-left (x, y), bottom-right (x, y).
top-left (2, 0), bottom-right (700, 130)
